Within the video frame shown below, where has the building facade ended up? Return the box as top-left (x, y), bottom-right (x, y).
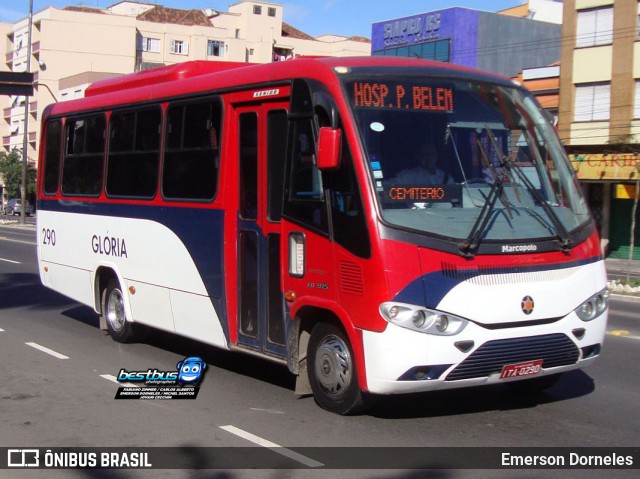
top-left (558, 0), bottom-right (640, 259)
top-left (0, 0), bottom-right (370, 205)
top-left (370, 6), bottom-right (561, 77)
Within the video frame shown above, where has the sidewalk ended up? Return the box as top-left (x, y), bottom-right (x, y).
top-left (605, 258), bottom-right (640, 298)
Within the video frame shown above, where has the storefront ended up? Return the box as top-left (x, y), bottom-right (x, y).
top-left (569, 153), bottom-right (640, 259)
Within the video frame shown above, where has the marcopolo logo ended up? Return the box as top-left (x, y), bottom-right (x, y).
top-left (501, 244), bottom-right (538, 253)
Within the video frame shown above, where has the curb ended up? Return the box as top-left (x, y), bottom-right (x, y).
top-left (608, 293), bottom-right (640, 303)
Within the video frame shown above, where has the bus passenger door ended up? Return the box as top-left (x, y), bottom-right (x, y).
top-left (230, 100), bottom-right (289, 357)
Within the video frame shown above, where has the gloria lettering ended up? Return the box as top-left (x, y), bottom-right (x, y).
top-left (92, 234), bottom-right (128, 258)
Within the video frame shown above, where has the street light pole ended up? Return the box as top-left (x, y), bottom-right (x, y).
top-left (20, 0), bottom-right (33, 225)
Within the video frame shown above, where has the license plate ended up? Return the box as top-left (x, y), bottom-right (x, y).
top-left (500, 359), bottom-right (543, 379)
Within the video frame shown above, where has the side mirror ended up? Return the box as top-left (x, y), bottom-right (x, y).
top-left (317, 127), bottom-right (341, 170)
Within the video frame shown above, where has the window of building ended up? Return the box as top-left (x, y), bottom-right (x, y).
top-left (634, 81), bottom-right (640, 119)
top-left (576, 7), bottom-right (613, 47)
top-left (574, 83), bottom-right (611, 121)
top-left (170, 39), bottom-right (189, 55)
top-left (268, 7), bottom-right (276, 17)
top-left (253, 5), bottom-right (262, 15)
top-left (138, 37), bottom-right (160, 52)
top-left (207, 40), bottom-right (224, 57)
top-left (373, 39), bottom-right (450, 62)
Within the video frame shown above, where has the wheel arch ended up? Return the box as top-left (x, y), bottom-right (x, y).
top-left (288, 303), bottom-right (368, 394)
top-left (93, 265), bottom-right (130, 330)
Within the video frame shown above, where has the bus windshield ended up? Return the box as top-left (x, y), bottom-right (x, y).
top-left (344, 74), bottom-right (591, 252)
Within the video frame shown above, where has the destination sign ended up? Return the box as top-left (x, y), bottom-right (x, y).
top-left (385, 184), bottom-right (462, 204)
top-left (350, 81), bottom-right (454, 112)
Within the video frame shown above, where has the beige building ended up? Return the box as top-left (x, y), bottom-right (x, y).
top-left (1, 0), bottom-right (370, 192)
top-left (558, 0), bottom-right (640, 259)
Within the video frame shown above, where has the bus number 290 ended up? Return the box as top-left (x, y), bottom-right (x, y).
top-left (42, 228), bottom-right (56, 246)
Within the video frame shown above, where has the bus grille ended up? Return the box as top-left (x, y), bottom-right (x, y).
top-left (445, 333), bottom-right (579, 381)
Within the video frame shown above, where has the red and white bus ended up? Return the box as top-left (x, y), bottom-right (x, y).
top-left (37, 57), bottom-right (609, 414)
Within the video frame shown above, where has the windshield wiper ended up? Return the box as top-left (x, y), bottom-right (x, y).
top-left (459, 175), bottom-right (506, 257)
top-left (458, 174), bottom-right (511, 257)
top-left (458, 133), bottom-right (513, 257)
top-left (491, 127), bottom-right (573, 252)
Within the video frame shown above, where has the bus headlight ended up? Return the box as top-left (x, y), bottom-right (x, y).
top-left (379, 302), bottom-right (468, 336)
top-left (575, 288), bottom-right (609, 322)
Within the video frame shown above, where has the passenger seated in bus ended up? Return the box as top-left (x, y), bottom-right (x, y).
top-left (392, 144), bottom-right (453, 185)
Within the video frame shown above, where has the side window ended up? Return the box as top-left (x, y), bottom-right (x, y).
top-left (163, 98), bottom-right (222, 200)
top-left (62, 115), bottom-right (106, 196)
top-left (43, 120), bottom-right (62, 195)
top-left (267, 109), bottom-right (288, 222)
top-left (107, 107), bottom-right (161, 198)
top-left (325, 131), bottom-right (371, 258)
top-left (239, 113), bottom-right (258, 219)
top-left (289, 120), bottom-right (323, 201)
top-left (283, 118), bottom-right (328, 234)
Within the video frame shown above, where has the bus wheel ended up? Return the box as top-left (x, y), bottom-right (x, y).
top-left (307, 323), bottom-right (368, 415)
top-left (507, 374), bottom-right (561, 394)
top-left (102, 278), bottom-right (136, 343)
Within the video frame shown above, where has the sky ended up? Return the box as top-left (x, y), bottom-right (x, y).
top-left (0, 1), bottom-right (527, 39)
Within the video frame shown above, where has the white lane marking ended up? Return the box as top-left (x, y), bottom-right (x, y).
top-left (0, 236), bottom-right (37, 246)
top-left (0, 257), bottom-right (21, 264)
top-left (607, 331), bottom-right (640, 341)
top-left (220, 425), bottom-right (324, 468)
top-left (25, 342), bottom-right (69, 359)
top-left (99, 374), bottom-right (141, 388)
top-left (609, 309), bottom-right (640, 319)
top-left (0, 328), bottom-right (4, 332)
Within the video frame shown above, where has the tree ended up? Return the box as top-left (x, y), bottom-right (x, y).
top-left (0, 149), bottom-right (37, 200)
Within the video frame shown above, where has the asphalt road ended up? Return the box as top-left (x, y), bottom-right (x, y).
top-left (1, 223), bottom-right (638, 479)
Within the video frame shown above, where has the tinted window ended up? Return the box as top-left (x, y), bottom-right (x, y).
top-left (107, 108), bottom-right (161, 198)
top-left (239, 113), bottom-right (258, 219)
top-left (283, 118), bottom-right (328, 235)
top-left (62, 115), bottom-right (106, 196)
top-left (163, 98), bottom-right (222, 200)
top-left (267, 110), bottom-right (288, 222)
top-left (43, 120), bottom-right (62, 195)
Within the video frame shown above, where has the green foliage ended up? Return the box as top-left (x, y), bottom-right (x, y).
top-left (0, 149), bottom-right (37, 199)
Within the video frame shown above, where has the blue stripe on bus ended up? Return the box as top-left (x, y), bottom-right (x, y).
top-left (392, 256), bottom-right (603, 309)
top-left (40, 199), bottom-right (228, 339)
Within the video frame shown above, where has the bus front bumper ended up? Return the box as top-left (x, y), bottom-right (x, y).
top-left (361, 311), bottom-right (608, 395)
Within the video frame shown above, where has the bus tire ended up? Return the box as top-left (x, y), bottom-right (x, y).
top-left (102, 278), bottom-right (136, 343)
top-left (507, 373), bottom-right (561, 394)
top-left (307, 323), bottom-right (369, 415)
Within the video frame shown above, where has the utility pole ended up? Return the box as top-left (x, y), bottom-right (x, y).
top-left (20, 0), bottom-right (34, 225)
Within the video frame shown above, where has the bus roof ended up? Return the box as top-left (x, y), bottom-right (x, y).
top-left (44, 56), bottom-right (512, 118)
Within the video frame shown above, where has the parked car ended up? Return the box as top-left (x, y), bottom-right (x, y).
top-left (3, 198), bottom-right (33, 216)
